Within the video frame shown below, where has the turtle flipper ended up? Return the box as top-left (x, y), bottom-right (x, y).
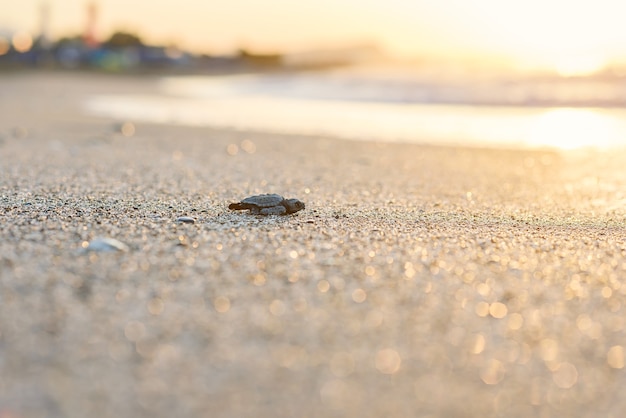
top-left (229, 202), bottom-right (254, 211)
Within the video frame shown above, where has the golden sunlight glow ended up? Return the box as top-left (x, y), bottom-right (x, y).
top-left (552, 55), bottom-right (607, 77)
top-left (528, 109), bottom-right (621, 150)
top-left (554, 56), bottom-right (606, 77)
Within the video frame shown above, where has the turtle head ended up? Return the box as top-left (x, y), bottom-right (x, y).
top-left (284, 198), bottom-right (305, 214)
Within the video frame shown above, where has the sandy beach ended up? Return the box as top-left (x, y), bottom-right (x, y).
top-left (2, 71), bottom-right (626, 417)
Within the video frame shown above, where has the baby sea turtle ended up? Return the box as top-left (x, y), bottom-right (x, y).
top-left (228, 193), bottom-right (305, 215)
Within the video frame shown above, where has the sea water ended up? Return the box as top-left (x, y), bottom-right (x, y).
top-left (84, 67), bottom-right (626, 150)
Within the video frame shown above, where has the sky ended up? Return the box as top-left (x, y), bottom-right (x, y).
top-left (2, 0), bottom-right (626, 74)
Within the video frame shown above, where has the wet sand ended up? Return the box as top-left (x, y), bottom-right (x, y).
top-left (2, 72), bottom-right (626, 417)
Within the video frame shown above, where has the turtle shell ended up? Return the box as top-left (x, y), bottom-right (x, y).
top-left (240, 194), bottom-right (285, 208)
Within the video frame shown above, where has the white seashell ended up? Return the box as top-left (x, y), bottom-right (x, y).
top-left (86, 237), bottom-right (129, 252)
top-left (176, 216), bottom-right (196, 224)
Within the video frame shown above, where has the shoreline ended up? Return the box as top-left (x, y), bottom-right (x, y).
top-left (80, 70), bottom-right (626, 151)
top-left (2, 71), bottom-right (626, 417)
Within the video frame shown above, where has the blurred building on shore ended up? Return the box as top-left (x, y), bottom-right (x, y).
top-left (0, 1), bottom-right (379, 73)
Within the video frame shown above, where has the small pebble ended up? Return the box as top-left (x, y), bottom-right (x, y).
top-left (85, 237), bottom-right (129, 252)
top-left (176, 216), bottom-right (196, 224)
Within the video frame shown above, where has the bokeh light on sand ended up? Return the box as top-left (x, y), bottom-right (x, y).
top-left (119, 122), bottom-right (136, 137)
top-left (471, 334), bottom-right (486, 354)
top-left (147, 297), bottom-right (164, 315)
top-left (540, 338), bottom-right (559, 362)
top-left (375, 348), bottom-right (402, 374)
top-left (489, 302), bottom-right (508, 318)
top-left (480, 359), bottom-right (506, 385)
top-left (607, 346), bottom-right (625, 369)
top-left (240, 139), bottom-right (257, 154)
top-left (351, 288), bottom-right (367, 303)
top-left (317, 279), bottom-right (330, 293)
top-left (213, 296), bottom-right (231, 313)
top-left (226, 143), bottom-right (239, 156)
top-left (269, 299), bottom-right (286, 316)
top-left (507, 313), bottom-right (524, 330)
top-left (475, 301), bottom-right (490, 317)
